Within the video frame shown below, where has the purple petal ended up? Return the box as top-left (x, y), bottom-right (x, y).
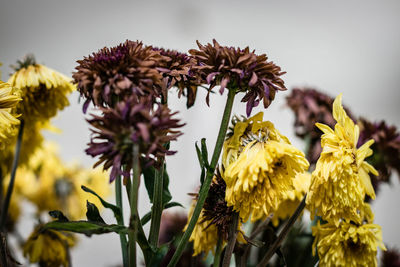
top-left (206, 72), bottom-right (219, 84)
top-left (249, 72), bottom-right (258, 86)
top-left (219, 77), bottom-right (229, 94)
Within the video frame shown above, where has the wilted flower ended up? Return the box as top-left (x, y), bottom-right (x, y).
top-left (86, 96), bottom-right (183, 182)
top-left (223, 112), bottom-right (309, 221)
top-left (306, 94), bottom-right (378, 225)
top-left (286, 88), bottom-right (355, 164)
top-left (358, 118), bottom-right (400, 193)
top-left (73, 40), bottom-right (165, 112)
top-left (382, 247), bottom-right (400, 267)
top-left (312, 220), bottom-right (385, 267)
top-left (0, 81), bottom-right (21, 149)
top-left (153, 48), bottom-right (201, 108)
top-left (7, 55), bottom-right (74, 125)
top-left (11, 142), bottom-right (110, 220)
top-left (271, 171), bottom-right (311, 227)
top-left (189, 39), bottom-right (286, 116)
top-left (23, 226), bottom-right (75, 267)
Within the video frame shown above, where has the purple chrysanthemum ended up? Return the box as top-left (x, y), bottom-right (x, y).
top-left (189, 39), bottom-right (286, 116)
top-left (86, 96), bottom-right (184, 182)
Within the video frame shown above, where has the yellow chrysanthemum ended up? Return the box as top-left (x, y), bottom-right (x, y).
top-left (312, 220), bottom-right (386, 267)
top-left (11, 142), bottom-right (110, 220)
top-left (306, 94), bottom-right (378, 225)
top-left (271, 171), bottom-right (311, 226)
top-left (8, 57), bottom-right (75, 125)
top-left (23, 226), bottom-right (75, 267)
top-left (223, 112), bottom-right (309, 222)
top-left (0, 81), bottom-right (21, 149)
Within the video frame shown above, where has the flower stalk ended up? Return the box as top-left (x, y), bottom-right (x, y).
top-left (257, 195), bottom-right (307, 267)
top-left (167, 88), bottom-right (236, 266)
top-left (213, 235), bottom-right (223, 267)
top-left (222, 212), bottom-right (239, 267)
top-left (148, 160), bottom-right (165, 248)
top-left (115, 175), bottom-right (128, 267)
top-left (0, 120), bottom-right (24, 231)
top-left (128, 144), bottom-right (140, 267)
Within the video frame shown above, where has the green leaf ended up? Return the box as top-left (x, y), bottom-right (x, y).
top-left (49, 210), bottom-right (69, 222)
top-left (195, 142), bottom-right (206, 185)
top-left (86, 201), bottom-right (105, 224)
top-left (142, 163), bottom-right (172, 205)
top-left (141, 201), bottom-right (184, 226)
top-left (200, 138), bottom-right (209, 168)
top-left (43, 221), bottom-right (127, 237)
top-left (81, 185), bottom-right (122, 221)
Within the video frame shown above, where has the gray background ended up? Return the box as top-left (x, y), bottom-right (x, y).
top-left (1, 0), bottom-right (400, 266)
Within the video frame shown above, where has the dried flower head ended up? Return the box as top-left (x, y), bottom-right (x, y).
top-left (153, 48), bottom-right (201, 108)
top-left (86, 96), bottom-right (183, 181)
top-left (382, 247), bottom-right (400, 267)
top-left (73, 40), bottom-right (165, 112)
top-left (286, 88), bottom-right (355, 164)
top-left (8, 54), bottom-right (74, 125)
top-left (0, 81), bottom-right (21, 149)
top-left (312, 221), bottom-right (385, 267)
top-left (189, 39), bottom-right (286, 116)
top-left (358, 118), bottom-right (400, 193)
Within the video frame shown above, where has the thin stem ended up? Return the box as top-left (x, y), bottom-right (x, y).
top-left (128, 144), bottom-right (140, 267)
top-left (222, 212), bottom-right (239, 267)
top-left (148, 160), bottom-right (165, 248)
top-left (115, 175), bottom-right (128, 267)
top-left (167, 89), bottom-right (236, 267)
top-left (213, 235), bottom-right (223, 267)
top-left (257, 195), bottom-right (307, 267)
top-left (0, 120), bottom-right (24, 231)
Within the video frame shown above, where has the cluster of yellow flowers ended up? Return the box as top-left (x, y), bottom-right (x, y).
top-left (306, 94), bottom-right (385, 267)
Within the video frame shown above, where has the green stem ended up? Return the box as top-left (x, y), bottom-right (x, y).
top-left (0, 120), bottom-right (24, 231)
top-left (213, 235), bottom-right (223, 267)
top-left (128, 144), bottom-right (140, 267)
top-left (222, 212), bottom-right (239, 267)
top-left (167, 89), bottom-right (236, 267)
top-left (257, 195), bottom-right (307, 267)
top-left (115, 175), bottom-right (128, 267)
top-left (148, 160), bottom-right (165, 248)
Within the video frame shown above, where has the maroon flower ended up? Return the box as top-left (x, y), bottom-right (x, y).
top-left (153, 48), bottom-right (201, 108)
top-left (382, 247), bottom-right (400, 267)
top-left (286, 88), bottom-right (355, 164)
top-left (73, 40), bottom-right (166, 112)
top-left (189, 39), bottom-right (286, 116)
top-left (86, 96), bottom-right (184, 182)
top-left (358, 118), bottom-right (400, 193)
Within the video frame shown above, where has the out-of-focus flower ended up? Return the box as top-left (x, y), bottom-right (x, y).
top-left (23, 226), bottom-right (75, 267)
top-left (271, 171), bottom-right (311, 227)
top-left (358, 118), bottom-right (400, 193)
top-left (306, 94), bottom-right (378, 225)
top-left (0, 81), bottom-right (21, 149)
top-left (7, 55), bottom-right (74, 125)
top-left (223, 112), bottom-right (309, 221)
top-left (189, 39), bottom-right (286, 116)
top-left (159, 212), bottom-right (188, 245)
top-left (312, 221), bottom-right (385, 267)
top-left (73, 40), bottom-right (165, 112)
top-left (153, 48), bottom-right (201, 108)
top-left (12, 142), bottom-right (110, 220)
top-left (382, 247), bottom-right (400, 267)
top-left (86, 96), bottom-right (183, 182)
top-left (286, 88), bottom-right (355, 164)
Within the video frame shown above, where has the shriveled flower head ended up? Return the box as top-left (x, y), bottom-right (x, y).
top-left (312, 221), bottom-right (385, 267)
top-left (73, 40), bottom-right (165, 112)
top-left (153, 48), bottom-right (201, 108)
top-left (306, 94), bottom-right (378, 225)
top-left (12, 142), bottom-right (110, 220)
top-left (0, 81), bottom-right (21, 149)
top-left (8, 55), bottom-right (75, 124)
top-left (286, 88), bottom-right (355, 164)
top-left (86, 96), bottom-right (184, 182)
top-left (271, 171), bottom-right (311, 227)
top-left (222, 112), bottom-right (309, 221)
top-left (189, 39), bottom-right (286, 116)
top-left (23, 226), bottom-right (75, 267)
top-left (358, 118), bottom-right (400, 194)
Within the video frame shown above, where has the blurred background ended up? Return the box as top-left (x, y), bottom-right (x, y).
top-left (1, 0), bottom-right (400, 266)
